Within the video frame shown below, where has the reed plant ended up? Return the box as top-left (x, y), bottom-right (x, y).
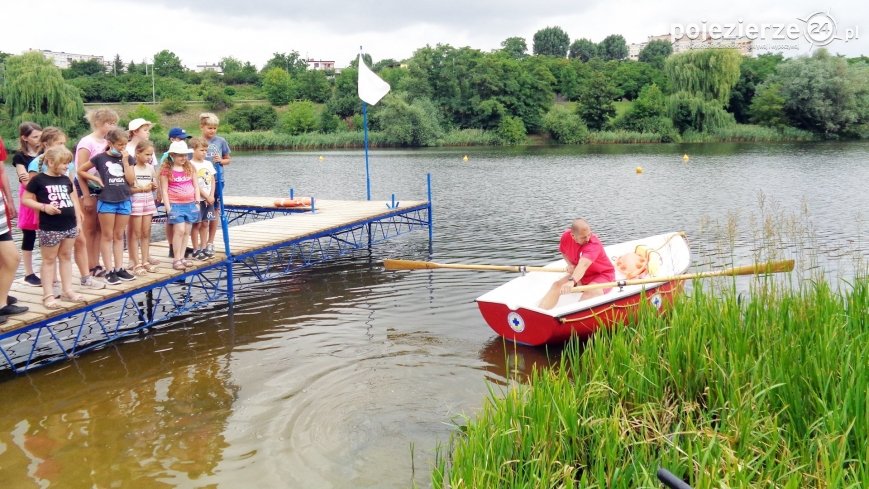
top-left (221, 128), bottom-right (501, 151)
top-left (433, 277), bottom-right (867, 488)
top-left (681, 125), bottom-right (816, 143)
top-left (587, 131), bottom-right (665, 144)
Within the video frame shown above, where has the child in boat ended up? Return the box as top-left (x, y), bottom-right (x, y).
top-left (23, 146), bottom-right (84, 309)
top-left (159, 141), bottom-right (201, 271)
top-left (128, 140), bottom-right (159, 275)
top-left (188, 137), bottom-right (215, 260)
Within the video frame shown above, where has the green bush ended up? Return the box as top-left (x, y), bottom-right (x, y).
top-left (223, 86), bottom-right (236, 96)
top-left (277, 101), bottom-right (318, 135)
top-left (319, 110), bottom-right (341, 134)
top-left (160, 99), bottom-right (186, 115)
top-left (203, 84), bottom-right (233, 111)
top-left (667, 91), bottom-right (735, 134)
top-left (373, 95), bottom-right (444, 146)
top-left (496, 115), bottom-right (527, 145)
top-left (542, 105), bottom-right (589, 144)
top-left (226, 104), bottom-right (278, 131)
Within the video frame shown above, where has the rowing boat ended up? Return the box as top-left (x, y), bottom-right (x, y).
top-left (475, 232), bottom-right (691, 346)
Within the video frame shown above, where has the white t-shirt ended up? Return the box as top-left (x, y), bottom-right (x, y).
top-left (191, 159), bottom-right (216, 201)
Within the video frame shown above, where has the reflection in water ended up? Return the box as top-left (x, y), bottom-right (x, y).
top-left (0, 142), bottom-right (867, 488)
top-left (478, 337), bottom-right (566, 385)
top-left (0, 334), bottom-right (237, 488)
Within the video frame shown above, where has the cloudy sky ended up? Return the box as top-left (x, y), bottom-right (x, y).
top-left (3, 0), bottom-right (866, 69)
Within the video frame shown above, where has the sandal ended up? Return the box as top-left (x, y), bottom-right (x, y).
top-left (60, 292), bottom-right (85, 302)
top-left (182, 259), bottom-right (193, 268)
top-left (133, 265), bottom-right (148, 277)
top-left (147, 257), bottom-right (160, 266)
top-left (43, 294), bottom-right (62, 310)
top-left (143, 263), bottom-right (158, 273)
top-left (173, 260), bottom-right (186, 271)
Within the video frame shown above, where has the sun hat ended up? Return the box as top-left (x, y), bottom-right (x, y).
top-left (128, 118), bottom-right (152, 131)
top-left (167, 141), bottom-right (190, 154)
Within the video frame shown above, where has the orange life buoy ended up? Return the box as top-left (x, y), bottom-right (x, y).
top-left (616, 252), bottom-right (648, 279)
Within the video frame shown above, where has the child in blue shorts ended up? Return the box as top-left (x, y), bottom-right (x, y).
top-left (77, 128), bottom-right (136, 285)
top-left (159, 141), bottom-right (202, 271)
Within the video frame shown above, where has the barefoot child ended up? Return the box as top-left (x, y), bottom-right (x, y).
top-left (23, 146), bottom-right (84, 309)
top-left (77, 129), bottom-right (136, 285)
top-left (129, 140), bottom-right (159, 275)
top-left (188, 137), bottom-right (215, 260)
top-left (159, 141), bottom-right (201, 271)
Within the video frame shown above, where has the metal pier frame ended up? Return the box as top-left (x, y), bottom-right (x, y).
top-left (0, 171), bottom-right (433, 374)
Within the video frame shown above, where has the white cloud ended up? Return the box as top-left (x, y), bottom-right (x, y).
top-left (2, 0), bottom-right (865, 69)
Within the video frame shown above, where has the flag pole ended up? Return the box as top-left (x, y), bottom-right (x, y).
top-left (363, 100), bottom-right (371, 201)
top-left (360, 46), bottom-right (372, 201)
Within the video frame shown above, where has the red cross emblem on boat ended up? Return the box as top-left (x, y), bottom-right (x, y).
top-left (507, 312), bottom-right (525, 333)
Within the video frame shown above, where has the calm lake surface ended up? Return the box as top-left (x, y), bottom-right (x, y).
top-left (1, 142), bottom-right (867, 488)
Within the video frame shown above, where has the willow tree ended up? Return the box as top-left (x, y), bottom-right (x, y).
top-left (664, 49), bottom-right (742, 104)
top-left (3, 51), bottom-right (84, 129)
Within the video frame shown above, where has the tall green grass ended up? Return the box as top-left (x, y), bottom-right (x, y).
top-left (588, 131), bottom-right (665, 144)
top-left (221, 129), bottom-right (500, 150)
top-left (433, 278), bottom-right (868, 488)
top-left (681, 125), bottom-right (817, 143)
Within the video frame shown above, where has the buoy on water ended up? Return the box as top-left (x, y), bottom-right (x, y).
top-left (462, 155), bottom-right (469, 162)
top-left (319, 155), bottom-right (325, 161)
top-left (682, 154), bottom-right (689, 162)
top-left (635, 166), bottom-right (644, 174)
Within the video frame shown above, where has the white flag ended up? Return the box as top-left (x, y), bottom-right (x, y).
top-left (357, 54), bottom-right (390, 105)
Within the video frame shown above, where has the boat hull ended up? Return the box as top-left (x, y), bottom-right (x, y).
top-left (477, 281), bottom-right (683, 346)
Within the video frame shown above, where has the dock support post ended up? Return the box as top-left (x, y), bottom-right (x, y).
top-left (363, 102), bottom-right (372, 201)
top-left (427, 173), bottom-right (433, 247)
top-left (216, 163), bottom-right (234, 303)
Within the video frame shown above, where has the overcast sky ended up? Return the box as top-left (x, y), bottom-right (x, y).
top-left (3, 0), bottom-right (866, 69)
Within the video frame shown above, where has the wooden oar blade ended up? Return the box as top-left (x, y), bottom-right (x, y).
top-left (382, 259), bottom-right (439, 270)
top-left (725, 259), bottom-right (795, 276)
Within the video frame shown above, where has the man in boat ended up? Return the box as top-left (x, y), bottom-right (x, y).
top-left (538, 219), bottom-right (615, 309)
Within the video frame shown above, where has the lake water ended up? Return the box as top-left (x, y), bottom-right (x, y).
top-left (1, 142), bottom-right (867, 488)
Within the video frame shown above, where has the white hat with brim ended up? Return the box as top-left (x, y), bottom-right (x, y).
top-left (168, 141), bottom-right (190, 154)
top-left (128, 118), bottom-right (152, 131)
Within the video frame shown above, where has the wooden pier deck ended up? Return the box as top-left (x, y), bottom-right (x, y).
top-left (1, 198), bottom-right (427, 335)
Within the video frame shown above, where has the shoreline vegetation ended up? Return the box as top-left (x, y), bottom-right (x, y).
top-left (3, 40), bottom-right (866, 152)
top-left (220, 124), bottom-right (816, 151)
top-left (432, 278), bottom-right (868, 488)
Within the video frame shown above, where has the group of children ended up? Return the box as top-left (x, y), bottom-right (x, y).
top-left (0, 111), bottom-right (231, 315)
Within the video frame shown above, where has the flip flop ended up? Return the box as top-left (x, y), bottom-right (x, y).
top-left (60, 292), bottom-right (85, 302)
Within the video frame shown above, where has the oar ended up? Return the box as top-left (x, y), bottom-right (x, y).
top-left (383, 259), bottom-right (566, 273)
top-left (570, 259), bottom-right (794, 292)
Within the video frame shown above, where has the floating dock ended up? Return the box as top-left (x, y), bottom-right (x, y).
top-left (0, 185), bottom-right (432, 374)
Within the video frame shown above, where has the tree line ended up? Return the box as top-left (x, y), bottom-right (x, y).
top-left (1, 27), bottom-right (867, 146)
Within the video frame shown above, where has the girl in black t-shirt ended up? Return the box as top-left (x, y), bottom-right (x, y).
top-left (23, 146), bottom-right (85, 309)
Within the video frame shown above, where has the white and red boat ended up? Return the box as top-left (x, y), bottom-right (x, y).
top-left (476, 232), bottom-right (691, 346)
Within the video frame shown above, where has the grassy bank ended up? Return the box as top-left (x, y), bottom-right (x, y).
top-left (433, 279), bottom-right (867, 488)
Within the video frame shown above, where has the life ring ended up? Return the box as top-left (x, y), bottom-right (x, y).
top-left (274, 197), bottom-right (312, 208)
top-left (616, 252), bottom-right (648, 279)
